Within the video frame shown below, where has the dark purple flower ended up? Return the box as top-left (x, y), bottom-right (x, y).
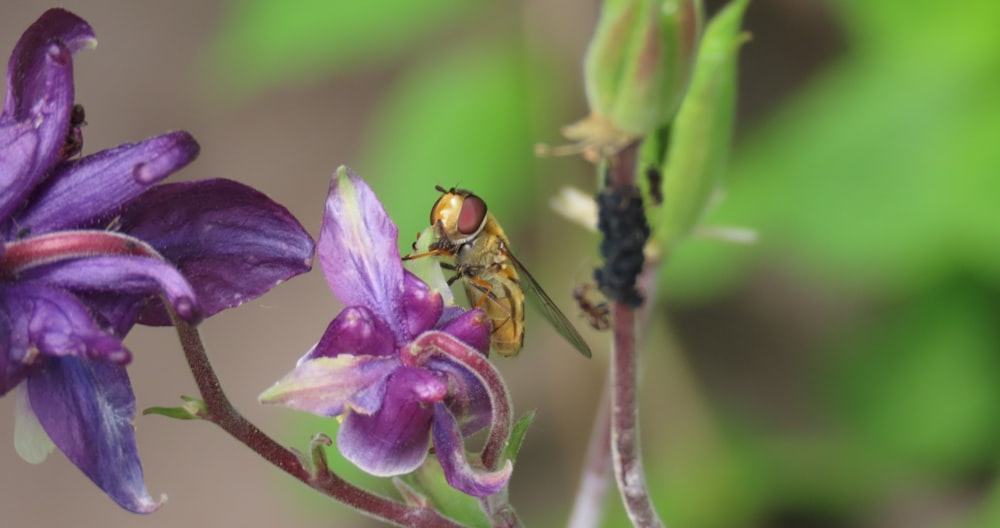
top-left (0, 9), bottom-right (314, 513)
top-left (260, 167), bottom-right (511, 497)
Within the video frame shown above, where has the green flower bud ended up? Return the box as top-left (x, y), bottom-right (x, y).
top-left (553, 0), bottom-right (703, 159)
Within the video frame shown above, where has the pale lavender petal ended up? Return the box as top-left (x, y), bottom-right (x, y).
top-left (319, 167), bottom-right (407, 343)
top-left (0, 283), bottom-right (130, 396)
top-left (16, 131), bottom-right (200, 234)
top-left (21, 255), bottom-right (200, 323)
top-left (300, 306), bottom-right (395, 362)
top-left (337, 367), bottom-right (446, 476)
top-left (113, 178), bottom-right (314, 325)
top-left (259, 355), bottom-right (397, 417)
top-left (402, 270), bottom-right (443, 339)
top-left (13, 384), bottom-right (55, 464)
top-left (28, 356), bottom-right (160, 513)
top-left (432, 403), bottom-right (512, 497)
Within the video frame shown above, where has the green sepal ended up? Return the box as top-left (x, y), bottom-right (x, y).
top-left (401, 456), bottom-right (490, 528)
top-left (502, 410), bottom-right (537, 464)
top-left (657, 0), bottom-right (750, 253)
top-left (142, 395), bottom-right (207, 421)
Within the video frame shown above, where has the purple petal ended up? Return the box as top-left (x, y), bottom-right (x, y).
top-left (112, 178), bottom-right (314, 325)
top-left (28, 356), bottom-right (160, 513)
top-left (402, 270), bottom-right (443, 339)
top-left (73, 291), bottom-right (146, 338)
top-left (3, 9), bottom-right (95, 120)
top-left (22, 255), bottom-right (200, 323)
top-left (337, 367), bottom-right (446, 476)
top-left (0, 37), bottom-right (76, 220)
top-left (432, 403), bottom-right (512, 497)
top-left (437, 308), bottom-right (491, 355)
top-left (301, 306), bottom-right (396, 362)
top-left (0, 288), bottom-right (25, 395)
top-left (0, 122), bottom-right (38, 227)
top-left (16, 131), bottom-right (200, 234)
top-left (259, 354), bottom-right (398, 417)
top-left (0, 283), bottom-right (129, 395)
top-left (319, 167), bottom-right (407, 343)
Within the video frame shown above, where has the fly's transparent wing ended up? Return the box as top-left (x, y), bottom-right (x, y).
top-left (503, 248), bottom-right (592, 358)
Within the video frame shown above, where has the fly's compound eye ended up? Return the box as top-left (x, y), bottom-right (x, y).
top-left (457, 194), bottom-right (487, 235)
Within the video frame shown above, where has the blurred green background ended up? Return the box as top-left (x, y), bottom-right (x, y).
top-left (2, 1), bottom-right (1000, 527)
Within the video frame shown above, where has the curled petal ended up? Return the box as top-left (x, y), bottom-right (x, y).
top-left (114, 178), bottom-right (314, 325)
top-left (0, 284), bottom-right (129, 395)
top-left (3, 8), bottom-right (95, 120)
top-left (0, 40), bottom-right (74, 220)
top-left (320, 167), bottom-right (407, 342)
top-left (27, 356), bottom-right (161, 513)
top-left (16, 131), bottom-right (200, 234)
top-left (428, 356), bottom-right (492, 436)
top-left (432, 403), bottom-right (512, 497)
top-left (338, 367), bottom-right (446, 477)
top-left (259, 355), bottom-right (397, 417)
top-left (402, 270), bottom-right (443, 339)
top-left (21, 255), bottom-right (201, 323)
top-left (301, 306), bottom-right (396, 362)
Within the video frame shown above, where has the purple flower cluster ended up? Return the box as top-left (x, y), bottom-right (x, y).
top-left (0, 9), bottom-right (314, 512)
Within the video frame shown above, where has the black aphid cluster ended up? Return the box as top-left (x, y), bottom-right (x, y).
top-left (594, 184), bottom-right (650, 308)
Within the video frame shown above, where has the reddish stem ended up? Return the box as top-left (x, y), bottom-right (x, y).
top-left (605, 142), bottom-right (664, 528)
top-left (171, 315), bottom-right (463, 528)
top-left (567, 372), bottom-right (613, 528)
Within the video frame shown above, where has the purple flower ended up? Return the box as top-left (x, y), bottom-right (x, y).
top-left (260, 167), bottom-right (512, 497)
top-left (0, 9), bottom-right (314, 513)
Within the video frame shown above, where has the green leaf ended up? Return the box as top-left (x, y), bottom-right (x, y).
top-left (204, 0), bottom-right (479, 97)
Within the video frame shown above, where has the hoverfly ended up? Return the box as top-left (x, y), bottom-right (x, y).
top-left (403, 186), bottom-right (591, 358)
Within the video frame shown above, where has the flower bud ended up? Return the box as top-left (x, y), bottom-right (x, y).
top-left (555, 0), bottom-right (703, 159)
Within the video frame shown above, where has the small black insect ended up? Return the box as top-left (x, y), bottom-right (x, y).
top-left (59, 103), bottom-right (87, 158)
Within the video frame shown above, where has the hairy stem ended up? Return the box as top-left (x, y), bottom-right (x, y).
top-left (606, 141), bottom-right (664, 528)
top-left (170, 314), bottom-right (463, 528)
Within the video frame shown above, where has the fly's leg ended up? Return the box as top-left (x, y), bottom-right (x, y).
top-left (467, 275), bottom-right (514, 331)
